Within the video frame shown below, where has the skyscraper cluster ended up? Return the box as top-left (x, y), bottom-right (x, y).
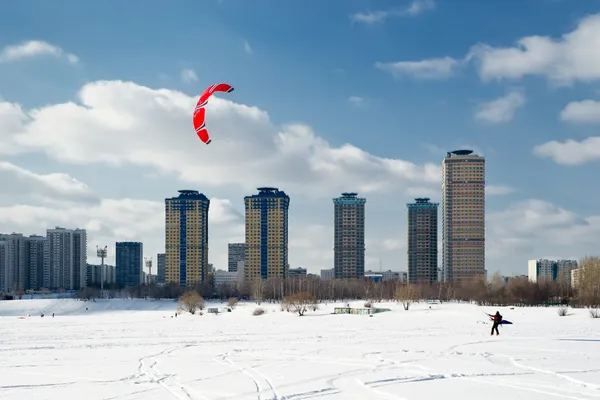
top-left (163, 149), bottom-right (487, 288)
top-left (0, 227), bottom-right (87, 293)
top-left (407, 149), bottom-right (486, 284)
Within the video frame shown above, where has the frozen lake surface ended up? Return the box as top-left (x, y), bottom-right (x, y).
top-left (0, 299), bottom-right (599, 399)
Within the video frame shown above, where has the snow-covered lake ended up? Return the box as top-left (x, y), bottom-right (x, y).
top-left (0, 299), bottom-right (598, 399)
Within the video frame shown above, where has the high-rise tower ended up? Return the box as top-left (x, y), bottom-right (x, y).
top-left (407, 198), bottom-right (438, 284)
top-left (333, 192), bottom-right (366, 279)
top-left (228, 243), bottom-right (245, 272)
top-left (442, 150), bottom-right (485, 283)
top-left (116, 242), bottom-right (144, 287)
top-left (244, 187), bottom-right (290, 280)
top-left (165, 190), bottom-right (210, 286)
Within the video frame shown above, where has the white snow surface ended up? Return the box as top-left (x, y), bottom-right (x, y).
top-left (0, 299), bottom-right (599, 399)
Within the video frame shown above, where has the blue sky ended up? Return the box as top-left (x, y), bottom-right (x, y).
top-left (1, 0), bottom-right (600, 276)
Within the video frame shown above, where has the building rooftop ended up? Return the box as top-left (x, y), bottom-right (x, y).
top-left (407, 197), bottom-right (439, 208)
top-left (166, 190), bottom-right (209, 201)
top-left (245, 187), bottom-right (290, 199)
top-left (334, 192), bottom-right (366, 204)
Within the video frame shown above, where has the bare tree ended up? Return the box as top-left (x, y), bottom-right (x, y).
top-left (178, 291), bottom-right (204, 314)
top-left (576, 257), bottom-right (600, 317)
top-left (253, 307), bottom-right (265, 316)
top-left (227, 297), bottom-right (239, 308)
top-left (396, 284), bottom-right (417, 310)
top-left (283, 292), bottom-right (316, 316)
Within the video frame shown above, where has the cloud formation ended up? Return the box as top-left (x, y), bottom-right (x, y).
top-left (475, 91), bottom-right (526, 124)
top-left (348, 96), bottom-right (364, 106)
top-left (378, 13), bottom-right (600, 85)
top-left (0, 40), bottom-right (78, 64)
top-left (0, 80), bottom-right (440, 198)
top-left (244, 40), bottom-right (253, 54)
top-left (351, 0), bottom-right (435, 24)
top-left (560, 100), bottom-right (600, 124)
top-left (180, 68), bottom-right (198, 83)
top-left (376, 57), bottom-right (460, 79)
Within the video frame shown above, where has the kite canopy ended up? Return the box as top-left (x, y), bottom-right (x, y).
top-left (192, 83), bottom-right (234, 144)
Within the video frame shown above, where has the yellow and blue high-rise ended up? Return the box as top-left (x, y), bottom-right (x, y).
top-left (244, 187), bottom-right (290, 280)
top-left (165, 190), bottom-right (209, 286)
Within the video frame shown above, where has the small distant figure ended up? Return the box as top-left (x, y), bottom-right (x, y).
top-left (489, 311), bottom-right (502, 336)
top-left (52, 313), bottom-right (54, 318)
top-left (175, 313), bottom-right (178, 318)
top-left (86, 307), bottom-right (88, 311)
top-left (40, 313), bottom-right (44, 318)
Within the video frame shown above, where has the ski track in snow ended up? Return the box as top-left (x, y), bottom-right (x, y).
top-left (0, 299), bottom-right (599, 400)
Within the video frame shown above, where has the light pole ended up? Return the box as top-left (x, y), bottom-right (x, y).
top-left (97, 245), bottom-right (107, 299)
top-left (145, 257), bottom-right (153, 285)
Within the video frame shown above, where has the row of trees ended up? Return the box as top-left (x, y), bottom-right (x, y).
top-left (79, 258), bottom-right (600, 310)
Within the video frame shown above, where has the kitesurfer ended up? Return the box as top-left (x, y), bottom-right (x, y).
top-left (490, 311), bottom-right (502, 336)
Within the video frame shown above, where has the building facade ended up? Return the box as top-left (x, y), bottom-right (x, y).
top-left (213, 270), bottom-right (238, 287)
top-left (156, 253), bottom-right (166, 284)
top-left (46, 227), bottom-right (87, 291)
top-left (87, 264), bottom-right (116, 286)
top-left (321, 268), bottom-right (335, 280)
top-left (288, 267), bottom-right (307, 278)
top-left (407, 198), bottom-right (439, 285)
top-left (228, 243), bottom-right (245, 272)
top-left (528, 259), bottom-right (578, 283)
top-left (116, 242), bottom-right (143, 287)
top-left (165, 190), bottom-right (210, 286)
top-left (28, 235), bottom-right (48, 290)
top-left (333, 192), bottom-right (366, 279)
top-left (244, 187), bottom-right (290, 280)
top-left (441, 150), bottom-right (485, 283)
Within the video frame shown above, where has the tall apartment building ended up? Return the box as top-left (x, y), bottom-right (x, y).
top-left (333, 192), bottom-right (366, 279)
top-left (228, 243), bottom-right (245, 272)
top-left (407, 198), bottom-right (439, 284)
top-left (87, 263), bottom-right (116, 285)
top-left (165, 190), bottom-right (210, 286)
top-left (244, 187), bottom-right (290, 280)
top-left (528, 259), bottom-right (578, 283)
top-left (0, 234), bottom-right (49, 293)
top-left (0, 234), bottom-right (26, 292)
top-left (28, 235), bottom-right (47, 290)
top-left (116, 242), bottom-right (144, 287)
top-left (46, 227), bottom-right (87, 290)
top-left (441, 150), bottom-right (485, 283)
top-left (156, 253), bottom-right (166, 284)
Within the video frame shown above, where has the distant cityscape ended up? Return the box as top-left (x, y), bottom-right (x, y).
top-left (0, 149), bottom-right (585, 295)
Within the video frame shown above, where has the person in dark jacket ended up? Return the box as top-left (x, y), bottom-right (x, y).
top-left (490, 311), bottom-right (502, 336)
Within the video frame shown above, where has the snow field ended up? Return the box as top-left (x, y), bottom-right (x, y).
top-left (0, 299), bottom-right (598, 399)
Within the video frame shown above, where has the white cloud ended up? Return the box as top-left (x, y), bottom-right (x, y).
top-left (405, 0), bottom-right (436, 16)
top-left (0, 161), bottom-right (96, 205)
top-left (351, 0), bottom-right (435, 24)
top-left (375, 57), bottom-right (460, 79)
top-left (487, 199), bottom-right (600, 261)
top-left (244, 40), bottom-right (253, 54)
top-left (0, 190), bottom-right (243, 267)
top-left (0, 40), bottom-right (78, 64)
top-left (533, 137), bottom-right (600, 165)
top-left (467, 13), bottom-right (600, 85)
top-left (180, 68), bottom-right (198, 83)
top-left (475, 91), bottom-right (526, 124)
top-left (0, 80), bottom-right (440, 198)
top-left (486, 185), bottom-right (515, 196)
top-left (560, 100), bottom-right (600, 124)
top-left (348, 96), bottom-right (364, 106)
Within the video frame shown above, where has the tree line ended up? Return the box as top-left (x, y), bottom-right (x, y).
top-left (78, 257), bottom-right (600, 311)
